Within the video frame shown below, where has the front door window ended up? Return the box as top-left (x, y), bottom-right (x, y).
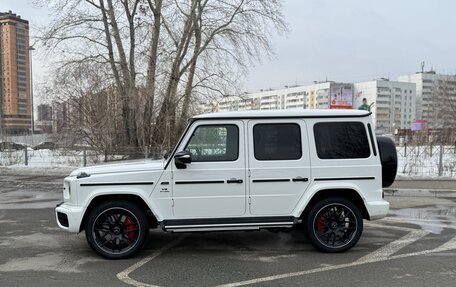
top-left (185, 125), bottom-right (239, 162)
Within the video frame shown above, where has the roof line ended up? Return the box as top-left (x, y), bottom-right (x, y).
top-left (192, 113), bottom-right (372, 120)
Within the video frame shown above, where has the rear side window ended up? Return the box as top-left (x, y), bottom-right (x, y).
top-left (253, 123), bottom-right (302, 160)
top-left (314, 122), bottom-right (370, 159)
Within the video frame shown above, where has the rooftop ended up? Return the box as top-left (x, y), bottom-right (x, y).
top-left (194, 109), bottom-right (370, 119)
top-left (0, 11), bottom-right (29, 24)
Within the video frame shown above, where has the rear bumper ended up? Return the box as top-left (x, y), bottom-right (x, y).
top-left (365, 199), bottom-right (390, 220)
top-left (55, 203), bottom-right (84, 232)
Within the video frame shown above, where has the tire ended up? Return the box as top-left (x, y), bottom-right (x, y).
top-left (305, 197), bottom-right (363, 253)
top-left (85, 200), bottom-right (149, 259)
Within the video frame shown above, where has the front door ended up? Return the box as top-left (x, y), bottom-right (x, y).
top-left (247, 119), bottom-right (311, 215)
top-left (172, 121), bottom-right (246, 218)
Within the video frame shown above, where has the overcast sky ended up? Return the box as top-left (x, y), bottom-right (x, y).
top-left (3, 0), bottom-right (456, 93)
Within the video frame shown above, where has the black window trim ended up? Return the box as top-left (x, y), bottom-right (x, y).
top-left (164, 115), bottom-right (371, 169)
top-left (252, 122), bottom-right (303, 161)
top-left (313, 121), bottom-right (371, 160)
top-left (367, 123), bottom-right (377, 156)
top-left (183, 123), bottom-right (240, 162)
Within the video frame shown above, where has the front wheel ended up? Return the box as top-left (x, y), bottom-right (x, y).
top-left (305, 197), bottom-right (363, 253)
top-left (85, 200), bottom-right (149, 259)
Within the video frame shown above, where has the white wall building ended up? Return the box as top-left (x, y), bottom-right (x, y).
top-left (201, 82), bottom-right (354, 113)
top-left (353, 79), bottom-right (416, 134)
top-left (200, 79), bottom-right (417, 135)
top-left (201, 85), bottom-right (307, 113)
top-left (398, 71), bottom-right (456, 129)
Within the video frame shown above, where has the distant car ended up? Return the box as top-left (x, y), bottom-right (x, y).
top-left (33, 141), bottom-right (58, 150)
top-left (0, 141), bottom-right (25, 151)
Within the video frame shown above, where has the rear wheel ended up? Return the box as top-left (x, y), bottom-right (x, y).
top-left (305, 197), bottom-right (363, 253)
top-left (85, 200), bottom-right (148, 259)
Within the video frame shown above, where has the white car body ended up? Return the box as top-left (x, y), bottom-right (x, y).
top-left (56, 109), bottom-right (389, 235)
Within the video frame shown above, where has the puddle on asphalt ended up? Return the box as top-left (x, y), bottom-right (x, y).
top-left (0, 232), bottom-right (61, 248)
top-left (389, 205), bottom-right (456, 234)
top-left (0, 189), bottom-right (61, 209)
top-left (0, 252), bottom-right (103, 273)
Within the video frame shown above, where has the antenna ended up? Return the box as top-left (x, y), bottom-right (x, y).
top-left (421, 61), bottom-right (425, 73)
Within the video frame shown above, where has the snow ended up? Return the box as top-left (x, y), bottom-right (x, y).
top-left (1, 146), bottom-right (455, 178)
top-left (396, 145), bottom-right (456, 178)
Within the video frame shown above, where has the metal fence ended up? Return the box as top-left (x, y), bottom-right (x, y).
top-left (1, 144), bottom-right (455, 178)
top-left (397, 144), bottom-right (456, 177)
top-left (0, 147), bottom-right (167, 168)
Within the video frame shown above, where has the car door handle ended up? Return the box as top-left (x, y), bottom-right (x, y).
top-left (227, 179), bottom-right (243, 184)
top-left (292, 177), bottom-right (308, 182)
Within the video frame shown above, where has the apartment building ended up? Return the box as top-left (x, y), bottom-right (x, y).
top-left (200, 78), bottom-right (416, 135)
top-left (354, 79), bottom-right (416, 134)
top-left (0, 11), bottom-right (31, 134)
top-left (201, 82), bottom-right (353, 113)
top-left (398, 71), bottom-right (456, 129)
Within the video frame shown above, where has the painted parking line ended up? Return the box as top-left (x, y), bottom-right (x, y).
top-left (116, 222), bottom-right (456, 287)
top-left (215, 235), bottom-right (456, 287)
top-left (356, 228), bottom-right (429, 263)
top-left (117, 236), bottom-right (186, 287)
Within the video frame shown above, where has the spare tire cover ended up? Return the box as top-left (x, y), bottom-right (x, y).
top-left (377, 136), bottom-right (397, 188)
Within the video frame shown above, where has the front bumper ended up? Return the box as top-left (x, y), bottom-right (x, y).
top-left (365, 199), bottom-right (390, 220)
top-left (55, 203), bottom-right (84, 232)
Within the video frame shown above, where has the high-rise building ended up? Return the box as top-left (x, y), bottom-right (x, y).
top-left (398, 71), bottom-right (456, 129)
top-left (0, 11), bottom-right (31, 134)
top-left (354, 79), bottom-right (416, 134)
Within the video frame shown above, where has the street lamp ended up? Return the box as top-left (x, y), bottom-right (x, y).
top-left (28, 46), bottom-right (35, 134)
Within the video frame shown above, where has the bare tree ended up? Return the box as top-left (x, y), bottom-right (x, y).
top-left (37, 0), bottom-right (287, 153)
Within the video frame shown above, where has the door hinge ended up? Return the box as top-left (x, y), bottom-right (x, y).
top-left (248, 197), bottom-right (251, 205)
top-left (172, 199), bottom-right (174, 207)
top-left (248, 169), bottom-right (251, 177)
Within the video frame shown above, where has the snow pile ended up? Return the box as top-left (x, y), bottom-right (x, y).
top-left (396, 145), bottom-right (456, 178)
top-left (1, 145), bottom-right (455, 178)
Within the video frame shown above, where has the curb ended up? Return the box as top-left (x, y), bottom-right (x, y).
top-left (0, 166), bottom-right (73, 177)
top-left (384, 188), bottom-right (456, 198)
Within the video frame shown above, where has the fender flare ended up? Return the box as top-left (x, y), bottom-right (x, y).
top-left (79, 189), bottom-right (163, 232)
top-left (293, 183), bottom-right (369, 219)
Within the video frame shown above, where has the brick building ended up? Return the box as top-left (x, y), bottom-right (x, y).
top-left (0, 11), bottom-right (31, 134)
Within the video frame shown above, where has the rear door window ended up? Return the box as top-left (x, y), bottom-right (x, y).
top-left (253, 123), bottom-right (302, 160)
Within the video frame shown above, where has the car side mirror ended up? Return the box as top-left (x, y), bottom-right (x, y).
top-left (174, 150), bottom-right (191, 169)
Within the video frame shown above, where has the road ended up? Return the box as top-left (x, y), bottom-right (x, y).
top-left (0, 174), bottom-right (455, 287)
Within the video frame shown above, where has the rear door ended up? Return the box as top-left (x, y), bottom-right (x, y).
top-left (247, 120), bottom-right (311, 216)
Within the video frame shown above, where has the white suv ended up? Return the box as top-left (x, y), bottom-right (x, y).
top-left (55, 109), bottom-right (397, 259)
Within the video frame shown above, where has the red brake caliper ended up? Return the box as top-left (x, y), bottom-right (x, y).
top-left (124, 215), bottom-right (135, 243)
top-left (315, 216), bottom-right (327, 234)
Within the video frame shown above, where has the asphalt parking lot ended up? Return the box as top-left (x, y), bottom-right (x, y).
top-left (1, 175), bottom-right (456, 287)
